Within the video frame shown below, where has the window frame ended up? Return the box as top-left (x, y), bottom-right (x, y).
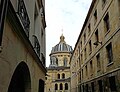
top-left (109, 76), bottom-right (117, 91)
top-left (89, 40), bottom-right (92, 54)
top-left (96, 53), bottom-right (101, 71)
top-left (60, 83), bottom-right (63, 90)
top-left (95, 29), bottom-right (99, 42)
top-left (57, 74), bottom-right (60, 79)
top-left (106, 43), bottom-right (113, 64)
top-left (65, 83), bottom-right (68, 90)
top-left (94, 9), bottom-right (97, 24)
top-left (88, 23), bottom-right (91, 36)
top-left (62, 73), bottom-right (65, 79)
top-left (104, 13), bottom-right (110, 33)
top-left (55, 84), bottom-right (58, 90)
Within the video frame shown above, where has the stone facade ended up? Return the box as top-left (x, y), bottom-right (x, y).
top-left (0, 0), bottom-right (46, 92)
top-left (45, 34), bottom-right (73, 92)
top-left (70, 0), bottom-right (120, 92)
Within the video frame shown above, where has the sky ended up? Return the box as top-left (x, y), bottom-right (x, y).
top-left (45, 0), bottom-right (92, 67)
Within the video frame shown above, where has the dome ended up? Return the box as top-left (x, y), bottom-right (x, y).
top-left (51, 34), bottom-right (73, 53)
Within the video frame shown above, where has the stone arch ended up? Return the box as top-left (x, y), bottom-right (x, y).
top-left (8, 62), bottom-right (31, 92)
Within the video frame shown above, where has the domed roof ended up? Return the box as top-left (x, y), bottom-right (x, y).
top-left (51, 34), bottom-right (73, 53)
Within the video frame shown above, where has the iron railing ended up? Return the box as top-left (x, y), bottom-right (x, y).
top-left (17, 0), bottom-right (30, 37)
top-left (33, 35), bottom-right (40, 57)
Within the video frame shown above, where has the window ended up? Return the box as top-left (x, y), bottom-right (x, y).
top-left (38, 79), bottom-right (44, 92)
top-left (94, 10), bottom-right (97, 24)
top-left (58, 74), bottom-right (60, 79)
top-left (104, 13), bottom-right (110, 32)
top-left (62, 73), bottom-right (65, 79)
top-left (81, 54), bottom-right (83, 64)
top-left (109, 76), bottom-right (117, 91)
top-left (86, 84), bottom-right (88, 92)
top-left (82, 69), bottom-right (83, 78)
top-left (18, 0), bottom-right (30, 36)
top-left (0, 0), bottom-right (9, 45)
top-left (118, 0), bottom-right (120, 13)
top-left (84, 48), bottom-right (86, 60)
top-left (89, 40), bottom-right (92, 53)
top-left (81, 41), bottom-right (82, 49)
top-left (60, 83), bottom-right (63, 90)
top-left (96, 54), bottom-right (101, 71)
top-left (90, 60), bottom-right (93, 73)
top-left (63, 57), bottom-right (67, 66)
top-left (84, 33), bottom-right (86, 44)
top-left (95, 29), bottom-right (99, 42)
top-left (88, 24), bottom-right (91, 35)
top-left (51, 56), bottom-right (57, 65)
top-left (91, 82), bottom-right (94, 92)
top-left (56, 58), bottom-right (58, 66)
top-left (50, 58), bottom-right (52, 65)
top-left (106, 43), bottom-right (113, 63)
top-left (98, 80), bottom-right (103, 92)
top-left (65, 83), bottom-right (68, 90)
top-left (82, 85), bottom-right (84, 92)
top-left (34, 4), bottom-right (38, 20)
top-left (33, 35), bottom-right (40, 57)
top-left (85, 65), bottom-right (88, 76)
top-left (55, 84), bottom-right (58, 90)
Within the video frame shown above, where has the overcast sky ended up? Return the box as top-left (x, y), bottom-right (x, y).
top-left (45, 0), bottom-right (92, 67)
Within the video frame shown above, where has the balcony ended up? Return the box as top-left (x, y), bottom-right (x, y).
top-left (33, 35), bottom-right (40, 57)
top-left (17, 0), bottom-right (30, 37)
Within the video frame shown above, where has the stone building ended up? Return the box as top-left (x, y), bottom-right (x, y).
top-left (0, 0), bottom-right (46, 92)
top-left (70, 0), bottom-right (120, 92)
top-left (45, 34), bottom-right (73, 92)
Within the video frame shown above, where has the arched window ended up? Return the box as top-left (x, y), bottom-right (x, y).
top-left (62, 73), bottom-right (65, 79)
top-left (65, 83), bottom-right (68, 90)
top-left (63, 57), bottom-right (67, 66)
top-left (60, 83), bottom-right (63, 90)
top-left (55, 84), bottom-right (58, 90)
top-left (58, 74), bottom-right (60, 79)
top-left (52, 57), bottom-right (56, 64)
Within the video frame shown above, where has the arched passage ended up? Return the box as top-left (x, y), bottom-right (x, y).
top-left (8, 62), bottom-right (31, 92)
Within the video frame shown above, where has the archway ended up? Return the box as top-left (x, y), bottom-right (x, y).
top-left (8, 62), bottom-right (31, 92)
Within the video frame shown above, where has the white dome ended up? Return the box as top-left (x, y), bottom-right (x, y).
top-left (51, 34), bottom-right (73, 53)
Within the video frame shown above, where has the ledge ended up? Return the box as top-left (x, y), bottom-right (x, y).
top-left (107, 62), bottom-right (114, 67)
